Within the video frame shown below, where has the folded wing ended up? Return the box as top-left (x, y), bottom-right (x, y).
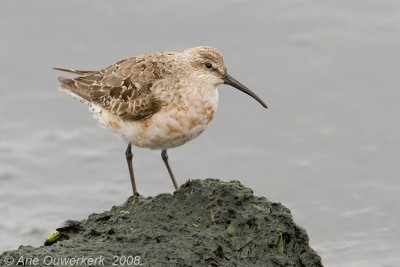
top-left (55, 55), bottom-right (173, 121)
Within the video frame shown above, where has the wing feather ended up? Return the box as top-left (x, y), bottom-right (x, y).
top-left (55, 54), bottom-right (174, 121)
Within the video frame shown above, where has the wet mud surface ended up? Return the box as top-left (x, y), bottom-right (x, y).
top-left (1, 179), bottom-right (322, 266)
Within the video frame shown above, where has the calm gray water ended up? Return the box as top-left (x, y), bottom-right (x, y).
top-left (1, 1), bottom-right (400, 266)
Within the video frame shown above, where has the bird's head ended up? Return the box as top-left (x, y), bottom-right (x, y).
top-left (184, 46), bottom-right (267, 108)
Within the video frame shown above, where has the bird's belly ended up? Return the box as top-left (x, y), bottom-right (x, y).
top-left (95, 100), bottom-right (217, 150)
top-left (126, 106), bottom-right (215, 149)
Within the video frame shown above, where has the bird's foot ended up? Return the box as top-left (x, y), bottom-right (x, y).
top-left (132, 192), bottom-right (144, 203)
top-left (122, 192), bottom-right (144, 205)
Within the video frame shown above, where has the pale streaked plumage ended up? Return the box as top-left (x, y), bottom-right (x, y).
top-left (55, 46), bottom-right (267, 198)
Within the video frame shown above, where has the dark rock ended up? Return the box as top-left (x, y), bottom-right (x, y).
top-left (0, 179), bottom-right (323, 267)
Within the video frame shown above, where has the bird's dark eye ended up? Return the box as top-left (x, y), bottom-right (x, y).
top-left (204, 63), bottom-right (213, 69)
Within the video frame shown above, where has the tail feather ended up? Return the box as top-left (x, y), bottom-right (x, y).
top-left (53, 67), bottom-right (96, 76)
top-left (57, 76), bottom-right (91, 103)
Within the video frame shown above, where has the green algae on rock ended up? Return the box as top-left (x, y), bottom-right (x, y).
top-left (0, 179), bottom-right (323, 267)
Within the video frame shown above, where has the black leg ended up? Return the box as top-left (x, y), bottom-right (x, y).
top-left (125, 144), bottom-right (140, 199)
top-left (161, 150), bottom-right (179, 190)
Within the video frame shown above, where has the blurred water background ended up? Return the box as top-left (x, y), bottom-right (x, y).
top-left (1, 1), bottom-right (400, 266)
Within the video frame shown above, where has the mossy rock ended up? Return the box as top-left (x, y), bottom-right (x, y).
top-left (0, 178), bottom-right (323, 267)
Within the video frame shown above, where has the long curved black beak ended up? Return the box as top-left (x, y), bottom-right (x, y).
top-left (223, 73), bottom-right (268, 108)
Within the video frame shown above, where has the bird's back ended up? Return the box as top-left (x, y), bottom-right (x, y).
top-left (56, 52), bottom-right (181, 121)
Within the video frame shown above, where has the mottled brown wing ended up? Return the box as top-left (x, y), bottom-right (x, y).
top-left (73, 55), bottom-right (172, 121)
